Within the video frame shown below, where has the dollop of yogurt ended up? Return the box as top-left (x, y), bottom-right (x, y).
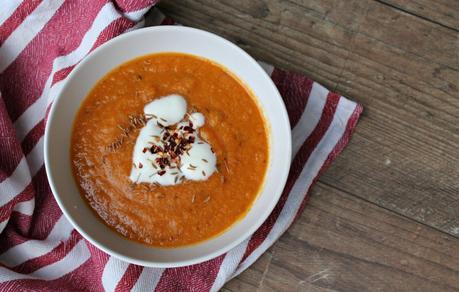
top-left (129, 94), bottom-right (217, 186)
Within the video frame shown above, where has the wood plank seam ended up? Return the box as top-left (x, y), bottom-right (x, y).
top-left (374, 0), bottom-right (459, 32)
top-left (318, 181), bottom-right (459, 239)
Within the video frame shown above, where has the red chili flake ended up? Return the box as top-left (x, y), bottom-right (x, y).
top-left (189, 121), bottom-right (194, 128)
top-left (138, 162), bottom-right (143, 169)
top-left (142, 148), bottom-right (148, 153)
top-left (158, 170), bottom-right (166, 176)
top-left (150, 145), bottom-right (160, 154)
top-left (188, 136), bottom-right (195, 143)
top-left (183, 126), bottom-right (194, 133)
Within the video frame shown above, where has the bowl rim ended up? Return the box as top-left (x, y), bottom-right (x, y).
top-left (44, 25), bottom-right (292, 267)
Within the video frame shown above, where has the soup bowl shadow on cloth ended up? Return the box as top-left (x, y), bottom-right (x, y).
top-left (44, 26), bottom-right (291, 268)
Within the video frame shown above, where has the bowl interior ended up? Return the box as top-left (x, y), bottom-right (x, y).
top-left (45, 26), bottom-right (291, 267)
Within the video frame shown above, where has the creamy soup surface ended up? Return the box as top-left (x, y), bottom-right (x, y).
top-left (71, 53), bottom-right (269, 247)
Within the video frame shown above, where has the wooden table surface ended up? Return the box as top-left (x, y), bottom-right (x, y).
top-left (153, 1), bottom-right (459, 291)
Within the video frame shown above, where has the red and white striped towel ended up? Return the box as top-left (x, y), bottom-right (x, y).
top-left (0, 1), bottom-right (362, 291)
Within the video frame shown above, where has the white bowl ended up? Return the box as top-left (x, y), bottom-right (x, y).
top-left (44, 26), bottom-right (291, 267)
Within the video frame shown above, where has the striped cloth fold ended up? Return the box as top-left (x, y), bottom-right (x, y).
top-left (0, 1), bottom-right (362, 291)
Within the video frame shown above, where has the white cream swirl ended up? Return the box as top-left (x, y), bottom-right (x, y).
top-left (129, 94), bottom-right (217, 186)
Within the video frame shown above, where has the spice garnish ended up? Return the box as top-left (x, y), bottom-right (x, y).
top-left (145, 113), bottom-right (158, 119)
top-left (106, 114), bottom-right (145, 152)
top-left (131, 107), bottom-right (217, 185)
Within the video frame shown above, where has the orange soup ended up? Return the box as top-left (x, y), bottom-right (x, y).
top-left (71, 53), bottom-right (269, 247)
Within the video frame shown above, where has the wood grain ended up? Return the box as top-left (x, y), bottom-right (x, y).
top-left (377, 0), bottom-right (459, 30)
top-left (157, 0), bottom-right (459, 236)
top-left (255, 183), bottom-right (459, 291)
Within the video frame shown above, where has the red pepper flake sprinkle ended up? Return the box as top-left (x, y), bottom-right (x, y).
top-left (138, 111), bottom-right (213, 183)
